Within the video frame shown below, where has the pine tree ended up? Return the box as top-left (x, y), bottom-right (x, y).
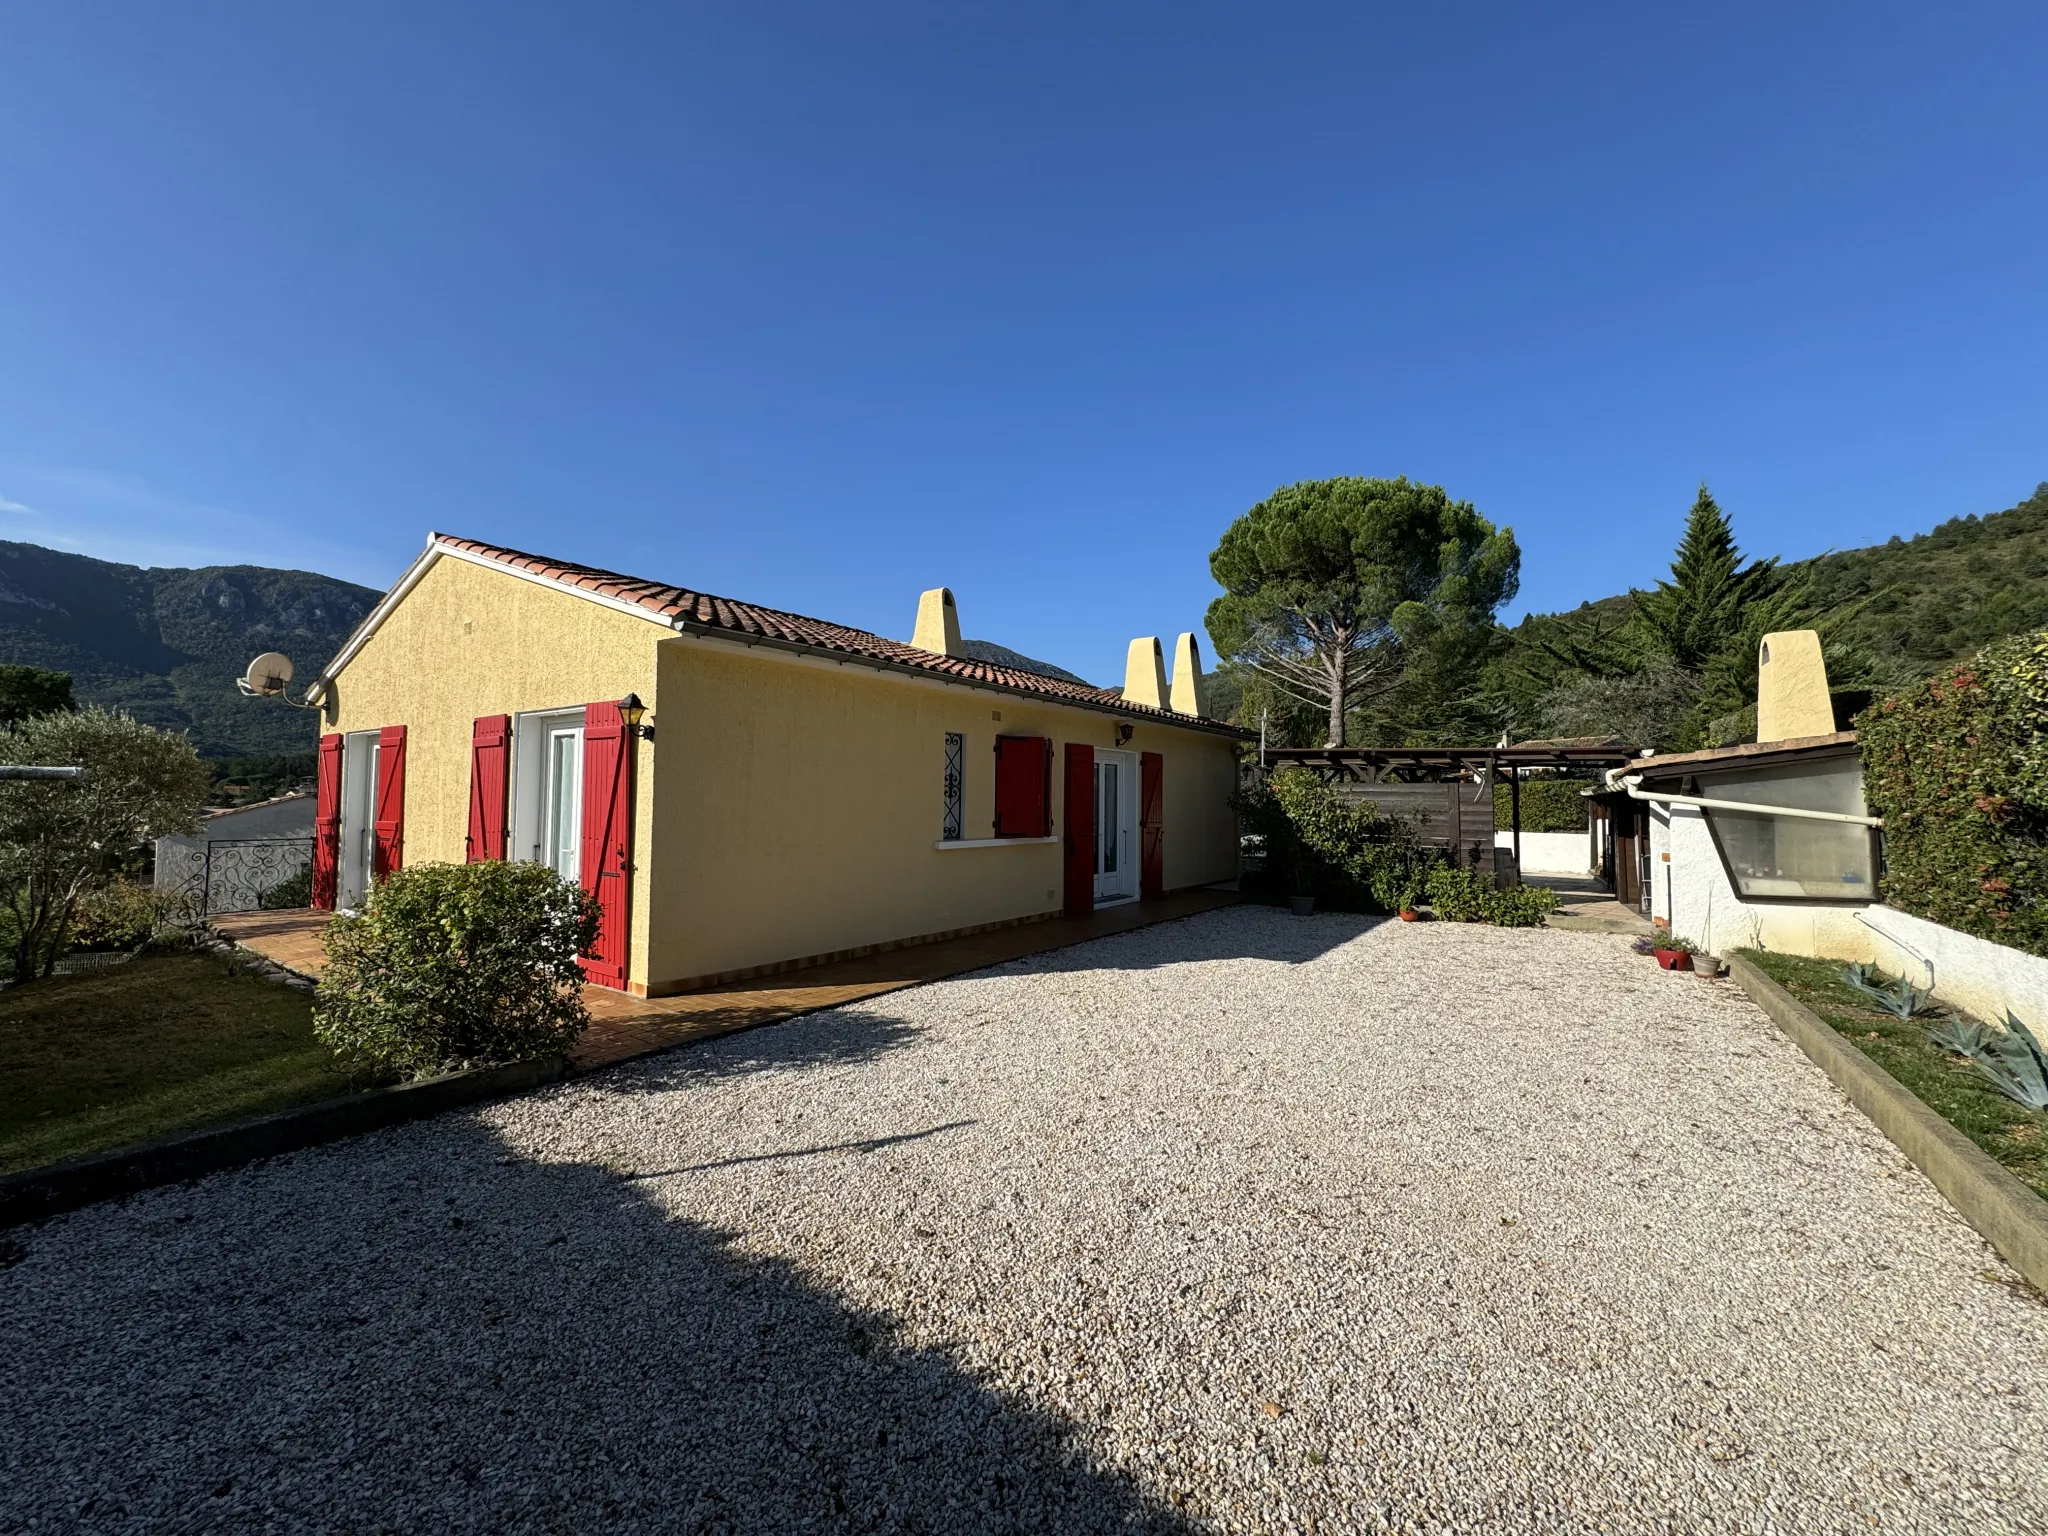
top-left (1632, 485), bottom-right (1782, 671)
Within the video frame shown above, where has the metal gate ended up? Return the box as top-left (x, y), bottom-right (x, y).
top-left (157, 838), bottom-right (316, 915)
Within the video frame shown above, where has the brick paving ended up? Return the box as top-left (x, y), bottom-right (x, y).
top-left (213, 889), bottom-right (1240, 1070)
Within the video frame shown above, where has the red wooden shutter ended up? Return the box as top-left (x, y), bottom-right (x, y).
top-left (993, 736), bottom-right (1050, 838)
top-left (467, 714), bottom-right (511, 862)
top-left (1140, 751), bottom-right (1164, 899)
top-left (579, 700), bottom-right (633, 990)
top-left (1063, 743), bottom-right (1094, 916)
top-left (371, 725), bottom-right (407, 882)
top-left (312, 733), bottom-right (343, 910)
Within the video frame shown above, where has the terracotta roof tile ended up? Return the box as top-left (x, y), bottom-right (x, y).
top-left (431, 534), bottom-right (1245, 733)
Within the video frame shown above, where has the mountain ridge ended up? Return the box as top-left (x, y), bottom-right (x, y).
top-left (0, 541), bottom-right (379, 756)
top-left (0, 542), bottom-right (1096, 754)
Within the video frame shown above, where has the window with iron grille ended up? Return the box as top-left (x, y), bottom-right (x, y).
top-left (942, 733), bottom-right (965, 840)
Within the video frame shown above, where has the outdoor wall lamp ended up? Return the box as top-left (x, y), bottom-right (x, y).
top-left (618, 693), bottom-right (653, 741)
top-left (1115, 723), bottom-right (1134, 746)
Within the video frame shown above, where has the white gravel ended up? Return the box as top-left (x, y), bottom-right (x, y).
top-left (6, 906), bottom-right (2048, 1534)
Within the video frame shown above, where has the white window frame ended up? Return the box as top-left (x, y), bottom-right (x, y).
top-left (510, 706), bottom-right (589, 872)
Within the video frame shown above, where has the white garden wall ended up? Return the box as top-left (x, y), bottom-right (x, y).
top-left (1857, 906), bottom-right (2048, 1027)
top-left (1492, 830), bottom-right (1592, 876)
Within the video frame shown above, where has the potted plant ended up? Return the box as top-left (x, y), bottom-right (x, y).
top-left (1286, 844), bottom-right (1316, 916)
top-left (1650, 934), bottom-right (1696, 971)
top-left (1396, 876), bottom-right (1424, 921)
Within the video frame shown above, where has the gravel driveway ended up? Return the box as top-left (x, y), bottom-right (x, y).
top-left (6, 907), bottom-right (2048, 1534)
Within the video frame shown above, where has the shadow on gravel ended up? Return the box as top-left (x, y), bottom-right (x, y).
top-left (627, 1118), bottom-right (977, 1177)
top-left (1010, 904), bottom-right (1387, 976)
top-left (0, 1117), bottom-right (1195, 1534)
top-left (597, 1002), bottom-right (929, 1096)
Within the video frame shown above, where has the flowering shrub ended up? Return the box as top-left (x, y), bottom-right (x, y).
top-left (1857, 629), bottom-right (2048, 958)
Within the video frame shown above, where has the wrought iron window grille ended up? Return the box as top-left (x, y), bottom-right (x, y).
top-left (942, 733), bottom-right (965, 841)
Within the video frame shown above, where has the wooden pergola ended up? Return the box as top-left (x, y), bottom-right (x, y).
top-left (1260, 743), bottom-right (1644, 876)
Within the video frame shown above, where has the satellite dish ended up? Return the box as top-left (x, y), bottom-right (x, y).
top-left (239, 652), bottom-right (294, 697)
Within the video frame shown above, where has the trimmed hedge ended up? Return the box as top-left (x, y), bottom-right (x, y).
top-left (1424, 866), bottom-right (1561, 927)
top-left (1857, 629), bottom-right (2048, 959)
top-left (1492, 777), bottom-right (1590, 833)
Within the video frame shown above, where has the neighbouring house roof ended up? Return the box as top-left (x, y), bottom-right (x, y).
top-left (1629, 731), bottom-right (1860, 779)
top-left (323, 534), bottom-right (1251, 738)
top-left (1263, 743), bottom-right (1641, 773)
top-left (1507, 735), bottom-right (1631, 751)
top-left (200, 791), bottom-right (312, 820)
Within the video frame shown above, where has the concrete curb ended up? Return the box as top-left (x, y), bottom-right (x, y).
top-left (1727, 954), bottom-right (2048, 1292)
top-left (0, 1056), bottom-right (566, 1230)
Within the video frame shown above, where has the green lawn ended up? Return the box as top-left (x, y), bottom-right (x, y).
top-left (1740, 949), bottom-right (2048, 1201)
top-left (0, 951), bottom-right (385, 1175)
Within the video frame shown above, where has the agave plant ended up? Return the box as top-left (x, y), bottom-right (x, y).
top-left (1927, 1015), bottom-right (1991, 1057)
top-left (1842, 962), bottom-right (1937, 1020)
top-left (1971, 1013), bottom-right (2048, 1112)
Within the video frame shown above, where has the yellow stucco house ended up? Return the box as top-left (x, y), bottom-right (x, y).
top-left (305, 535), bottom-right (1247, 996)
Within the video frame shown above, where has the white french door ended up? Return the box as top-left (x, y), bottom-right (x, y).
top-left (336, 731), bottom-right (381, 911)
top-left (1094, 750), bottom-right (1138, 904)
top-left (543, 726), bottom-right (584, 882)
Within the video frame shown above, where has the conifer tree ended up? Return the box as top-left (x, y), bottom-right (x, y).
top-left (1631, 484), bottom-right (1783, 671)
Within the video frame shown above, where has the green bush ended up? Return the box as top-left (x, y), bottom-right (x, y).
top-left (1424, 865), bottom-right (1561, 927)
top-left (1857, 629), bottom-right (2048, 959)
top-left (315, 860), bottom-right (601, 1079)
top-left (68, 881), bottom-right (200, 953)
top-left (1492, 777), bottom-right (1591, 833)
top-left (259, 866), bottom-right (314, 910)
top-left (1238, 768), bottom-right (1438, 912)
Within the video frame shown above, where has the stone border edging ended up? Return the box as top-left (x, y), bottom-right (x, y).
top-left (0, 1056), bottom-right (566, 1231)
top-left (1727, 954), bottom-right (2048, 1292)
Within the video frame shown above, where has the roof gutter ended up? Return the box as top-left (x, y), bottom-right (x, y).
top-left (1603, 768), bottom-right (1882, 828)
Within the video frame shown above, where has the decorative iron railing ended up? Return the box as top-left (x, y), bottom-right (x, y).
top-left (158, 837), bottom-right (316, 915)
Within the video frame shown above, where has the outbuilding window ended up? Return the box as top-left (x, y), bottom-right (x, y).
top-left (1697, 757), bottom-right (1877, 901)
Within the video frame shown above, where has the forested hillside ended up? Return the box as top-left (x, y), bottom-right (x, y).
top-left (0, 542), bottom-right (378, 757)
top-left (1794, 482), bottom-right (2048, 673)
top-left (1222, 479), bottom-right (2048, 752)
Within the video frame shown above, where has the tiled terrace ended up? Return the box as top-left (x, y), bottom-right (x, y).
top-left (213, 889), bottom-right (1240, 1070)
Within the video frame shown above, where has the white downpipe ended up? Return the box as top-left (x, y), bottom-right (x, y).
top-left (1602, 770), bottom-right (1882, 828)
top-left (1856, 909), bottom-right (1936, 991)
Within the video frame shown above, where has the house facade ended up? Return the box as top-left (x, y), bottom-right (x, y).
top-left (305, 535), bottom-right (1247, 996)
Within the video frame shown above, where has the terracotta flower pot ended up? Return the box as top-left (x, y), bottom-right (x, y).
top-left (1398, 909), bottom-right (1421, 922)
top-left (1652, 947), bottom-right (1693, 971)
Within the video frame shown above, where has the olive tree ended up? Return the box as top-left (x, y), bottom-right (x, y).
top-left (0, 708), bottom-right (211, 981)
top-left (1206, 477), bottom-right (1519, 747)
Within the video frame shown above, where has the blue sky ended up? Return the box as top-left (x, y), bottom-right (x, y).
top-left (1, 3), bottom-right (2041, 686)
